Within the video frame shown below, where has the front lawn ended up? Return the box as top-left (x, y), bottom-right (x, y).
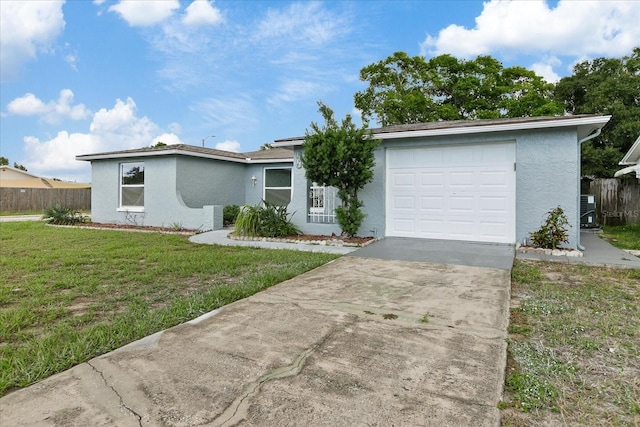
top-left (502, 260), bottom-right (640, 425)
top-left (601, 222), bottom-right (640, 250)
top-left (0, 222), bottom-right (339, 396)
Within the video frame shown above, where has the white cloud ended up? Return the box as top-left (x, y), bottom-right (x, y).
top-left (152, 133), bottom-right (182, 146)
top-left (182, 0), bottom-right (223, 26)
top-left (168, 122), bottom-right (182, 134)
top-left (531, 57), bottom-right (561, 83)
top-left (215, 140), bottom-right (241, 152)
top-left (109, 0), bottom-right (179, 27)
top-left (422, 0), bottom-right (640, 59)
top-left (7, 89), bottom-right (91, 124)
top-left (268, 79), bottom-right (327, 106)
top-left (255, 2), bottom-right (348, 46)
top-left (22, 97), bottom-right (181, 182)
top-left (0, 0), bottom-right (65, 82)
top-left (191, 96), bottom-right (258, 132)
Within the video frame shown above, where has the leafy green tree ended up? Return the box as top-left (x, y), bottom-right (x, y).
top-left (354, 51), bottom-right (563, 126)
top-left (302, 102), bottom-right (378, 237)
top-left (554, 48), bottom-right (640, 177)
top-left (13, 162), bottom-right (27, 171)
top-left (152, 141), bottom-right (167, 147)
top-left (0, 157), bottom-right (8, 166)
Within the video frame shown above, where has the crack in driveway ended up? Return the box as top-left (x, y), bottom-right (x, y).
top-left (87, 361), bottom-right (143, 427)
top-left (211, 319), bottom-right (353, 427)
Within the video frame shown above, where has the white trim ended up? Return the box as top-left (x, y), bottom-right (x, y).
top-left (619, 135), bottom-right (640, 165)
top-left (119, 162), bottom-right (145, 209)
top-left (263, 166), bottom-right (293, 205)
top-left (77, 148), bottom-right (292, 164)
top-left (614, 164), bottom-right (640, 178)
top-left (273, 116), bottom-right (612, 147)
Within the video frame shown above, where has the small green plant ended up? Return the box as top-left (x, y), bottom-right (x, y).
top-left (419, 313), bottom-right (429, 323)
top-left (529, 206), bottom-right (570, 249)
top-left (234, 204), bottom-right (262, 236)
top-left (234, 201), bottom-right (300, 238)
top-left (223, 205), bottom-right (240, 226)
top-left (42, 205), bottom-right (88, 225)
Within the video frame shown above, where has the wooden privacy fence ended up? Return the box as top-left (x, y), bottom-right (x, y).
top-left (587, 178), bottom-right (640, 225)
top-left (0, 188), bottom-right (91, 213)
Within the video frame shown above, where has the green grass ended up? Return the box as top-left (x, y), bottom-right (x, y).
top-left (601, 223), bottom-right (640, 250)
top-left (502, 260), bottom-right (640, 426)
top-left (0, 222), bottom-right (339, 395)
top-left (0, 210), bottom-right (45, 216)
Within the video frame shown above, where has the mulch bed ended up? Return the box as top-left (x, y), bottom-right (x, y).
top-left (59, 222), bottom-right (376, 245)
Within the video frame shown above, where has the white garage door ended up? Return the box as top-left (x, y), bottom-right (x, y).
top-left (386, 142), bottom-right (516, 243)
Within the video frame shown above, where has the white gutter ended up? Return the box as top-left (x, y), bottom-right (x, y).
top-left (614, 165), bottom-right (640, 178)
top-left (274, 115), bottom-right (612, 147)
top-left (77, 148), bottom-right (292, 164)
top-left (576, 126), bottom-right (604, 251)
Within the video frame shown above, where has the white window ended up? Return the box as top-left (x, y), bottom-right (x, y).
top-left (120, 162), bottom-right (144, 210)
top-left (263, 167), bottom-right (292, 205)
top-left (308, 183), bottom-right (337, 223)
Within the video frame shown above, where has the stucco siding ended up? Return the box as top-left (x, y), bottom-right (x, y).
top-left (175, 156), bottom-right (245, 207)
top-left (89, 157), bottom-right (223, 231)
top-left (288, 127), bottom-right (581, 246)
top-left (515, 128), bottom-right (579, 247)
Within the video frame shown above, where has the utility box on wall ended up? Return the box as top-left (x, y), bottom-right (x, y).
top-left (580, 194), bottom-right (596, 228)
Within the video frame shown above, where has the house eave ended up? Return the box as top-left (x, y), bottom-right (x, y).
top-left (77, 148), bottom-right (293, 164)
top-left (619, 135), bottom-right (640, 165)
top-left (273, 115), bottom-right (612, 147)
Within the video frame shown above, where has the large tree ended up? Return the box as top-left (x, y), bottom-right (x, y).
top-left (554, 48), bottom-right (640, 177)
top-left (354, 51), bottom-right (563, 127)
top-left (302, 102), bottom-right (378, 237)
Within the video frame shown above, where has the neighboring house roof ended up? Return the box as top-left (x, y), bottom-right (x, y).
top-left (76, 144), bottom-right (293, 164)
top-left (0, 165), bottom-right (91, 189)
top-left (273, 114), bottom-right (611, 146)
top-left (614, 135), bottom-right (640, 178)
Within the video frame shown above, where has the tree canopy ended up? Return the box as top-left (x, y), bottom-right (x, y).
top-left (554, 48), bottom-right (640, 177)
top-left (354, 51), bottom-right (563, 127)
top-left (302, 102), bottom-right (378, 237)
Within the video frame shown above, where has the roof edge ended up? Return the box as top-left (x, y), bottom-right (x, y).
top-left (273, 115), bottom-right (611, 147)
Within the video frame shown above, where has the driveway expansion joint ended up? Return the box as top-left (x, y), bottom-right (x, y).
top-left (87, 361), bottom-right (143, 427)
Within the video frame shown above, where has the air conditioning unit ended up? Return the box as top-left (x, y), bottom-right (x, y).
top-left (580, 194), bottom-right (596, 228)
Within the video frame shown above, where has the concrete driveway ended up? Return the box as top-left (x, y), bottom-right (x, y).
top-left (0, 240), bottom-right (514, 426)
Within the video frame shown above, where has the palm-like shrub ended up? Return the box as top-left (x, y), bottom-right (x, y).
top-left (42, 205), bottom-right (88, 225)
top-left (234, 202), bottom-right (300, 238)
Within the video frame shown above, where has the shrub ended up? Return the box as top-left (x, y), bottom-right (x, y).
top-left (234, 202), bottom-right (300, 238)
top-left (223, 205), bottom-right (240, 226)
top-left (529, 206), bottom-right (570, 249)
top-left (234, 205), bottom-right (262, 237)
top-left (258, 201), bottom-right (300, 237)
top-left (42, 205), bottom-right (88, 225)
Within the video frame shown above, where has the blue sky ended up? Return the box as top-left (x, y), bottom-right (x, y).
top-left (1, 0), bottom-right (638, 183)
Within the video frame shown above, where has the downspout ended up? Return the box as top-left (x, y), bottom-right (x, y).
top-left (576, 127), bottom-right (603, 250)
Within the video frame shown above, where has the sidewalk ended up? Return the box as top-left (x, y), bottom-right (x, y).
top-left (516, 230), bottom-right (640, 269)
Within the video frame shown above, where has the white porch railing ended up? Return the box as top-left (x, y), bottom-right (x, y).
top-left (308, 185), bottom-right (337, 223)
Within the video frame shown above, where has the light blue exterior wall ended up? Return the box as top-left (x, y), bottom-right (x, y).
top-left (89, 126), bottom-right (582, 247)
top-left (287, 127), bottom-right (581, 247)
top-left (90, 155), bottom-right (292, 232)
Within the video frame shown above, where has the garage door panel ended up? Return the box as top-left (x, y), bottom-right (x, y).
top-left (450, 196), bottom-right (474, 212)
top-left (419, 196), bottom-right (444, 212)
top-left (450, 172), bottom-right (475, 187)
top-left (386, 142), bottom-right (515, 243)
top-left (393, 195), bottom-right (415, 210)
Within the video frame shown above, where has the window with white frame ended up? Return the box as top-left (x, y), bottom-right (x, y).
top-left (308, 182), bottom-right (337, 223)
top-left (120, 162), bottom-right (144, 209)
top-left (263, 167), bottom-right (292, 205)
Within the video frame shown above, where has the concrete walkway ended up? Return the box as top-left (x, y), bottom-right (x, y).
top-left (0, 242), bottom-right (513, 426)
top-left (517, 230), bottom-right (640, 269)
